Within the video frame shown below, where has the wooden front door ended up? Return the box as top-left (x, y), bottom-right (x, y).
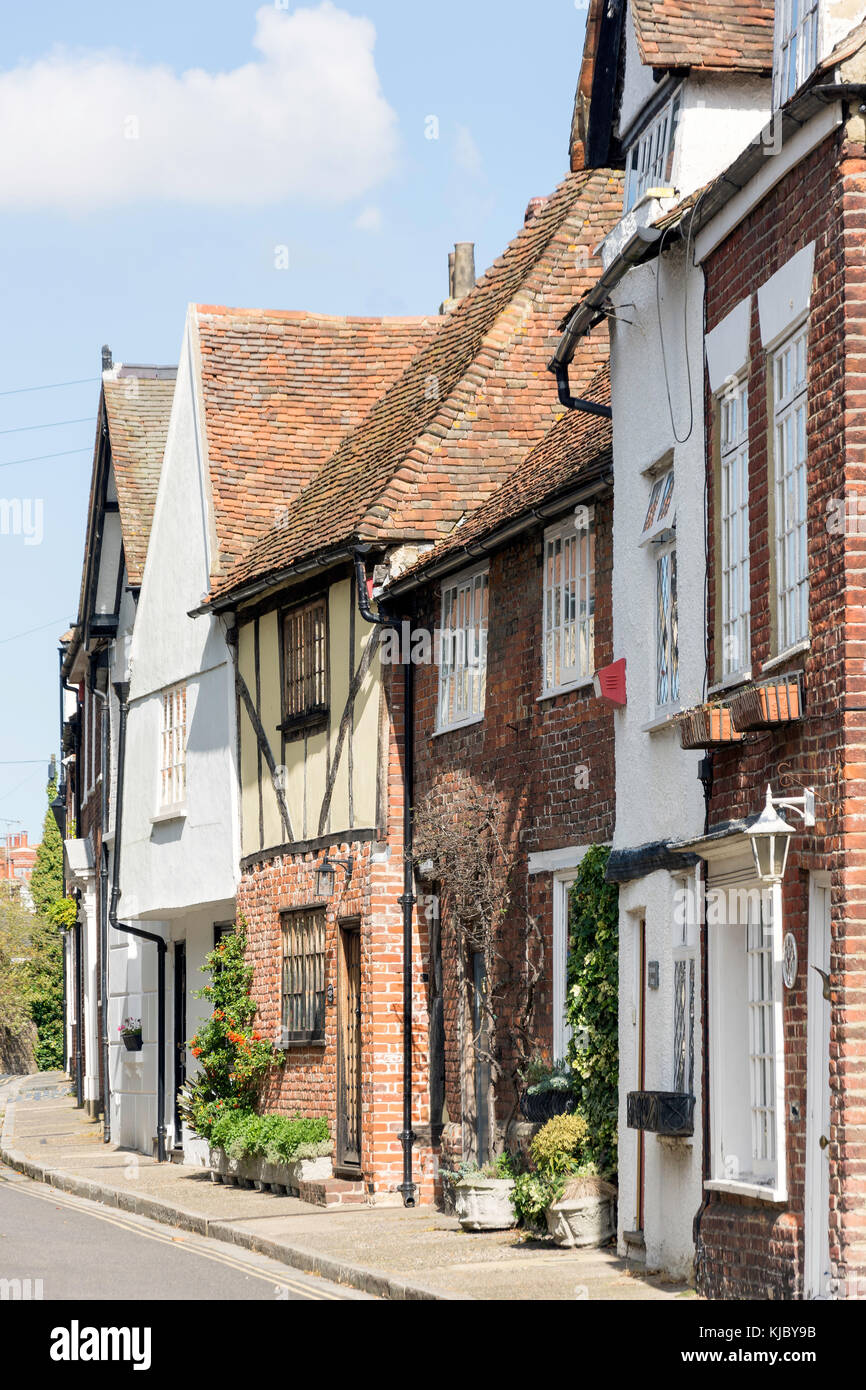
top-left (337, 922), bottom-right (362, 1171)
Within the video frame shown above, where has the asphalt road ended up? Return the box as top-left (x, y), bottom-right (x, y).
top-left (0, 1160), bottom-right (370, 1301)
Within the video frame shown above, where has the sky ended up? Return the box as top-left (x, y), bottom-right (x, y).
top-left (0, 0), bottom-right (589, 841)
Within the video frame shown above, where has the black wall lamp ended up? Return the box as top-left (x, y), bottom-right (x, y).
top-left (316, 855), bottom-right (353, 898)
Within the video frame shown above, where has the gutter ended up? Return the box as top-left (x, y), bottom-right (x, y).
top-left (190, 544), bottom-right (356, 618)
top-left (108, 680), bottom-right (168, 1163)
top-left (353, 549), bottom-right (417, 1208)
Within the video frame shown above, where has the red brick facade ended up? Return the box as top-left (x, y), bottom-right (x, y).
top-left (411, 498), bottom-right (614, 1161)
top-left (238, 664), bottom-right (436, 1202)
top-left (700, 122), bottom-right (866, 1297)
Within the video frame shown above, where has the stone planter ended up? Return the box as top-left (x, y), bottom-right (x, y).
top-left (545, 1176), bottom-right (617, 1249)
top-left (454, 1176), bottom-right (516, 1231)
top-left (207, 1146), bottom-right (332, 1195)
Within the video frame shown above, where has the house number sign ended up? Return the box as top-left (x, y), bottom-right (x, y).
top-left (782, 932), bottom-right (798, 990)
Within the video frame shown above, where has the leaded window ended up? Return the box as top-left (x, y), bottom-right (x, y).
top-left (542, 514), bottom-right (595, 694)
top-left (281, 910), bottom-right (326, 1044)
top-left (656, 546), bottom-right (679, 708)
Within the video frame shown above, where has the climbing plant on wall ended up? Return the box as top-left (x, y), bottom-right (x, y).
top-left (566, 845), bottom-right (618, 1177)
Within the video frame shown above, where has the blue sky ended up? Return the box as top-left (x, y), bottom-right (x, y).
top-left (0, 0), bottom-right (588, 840)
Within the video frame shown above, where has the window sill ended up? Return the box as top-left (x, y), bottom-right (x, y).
top-left (277, 1035), bottom-right (326, 1051)
top-left (704, 1177), bottom-right (787, 1204)
top-left (433, 713), bottom-right (485, 738)
top-left (762, 639), bottom-right (810, 674)
top-left (707, 669), bottom-right (752, 697)
top-left (150, 807), bottom-right (187, 826)
top-left (537, 676), bottom-right (595, 703)
top-left (641, 706), bottom-right (682, 734)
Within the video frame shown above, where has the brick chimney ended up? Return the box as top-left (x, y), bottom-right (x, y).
top-left (440, 242), bottom-right (476, 315)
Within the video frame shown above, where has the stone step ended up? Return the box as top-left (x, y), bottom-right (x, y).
top-left (299, 1176), bottom-right (368, 1208)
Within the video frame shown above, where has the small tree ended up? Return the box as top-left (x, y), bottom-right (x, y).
top-left (24, 777), bottom-right (74, 1070)
top-left (0, 884), bottom-right (34, 1037)
top-left (29, 778), bottom-right (64, 919)
top-left (177, 923), bottom-right (280, 1139)
top-left (414, 774), bottom-right (544, 1158)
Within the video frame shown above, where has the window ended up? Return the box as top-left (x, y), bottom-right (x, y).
top-left (747, 908), bottom-right (777, 1165)
top-left (673, 956), bottom-right (696, 1096)
top-left (708, 880), bottom-right (785, 1195)
top-left (280, 910), bottom-right (326, 1044)
top-left (624, 91), bottom-right (682, 212)
top-left (773, 326), bottom-right (809, 649)
top-left (160, 683), bottom-right (187, 809)
top-left (282, 597), bottom-right (328, 727)
top-left (656, 545), bottom-right (679, 708)
top-left (437, 566), bottom-right (488, 731)
top-left (720, 381), bottom-right (751, 675)
top-left (542, 514), bottom-right (595, 695)
top-left (641, 468), bottom-right (675, 546)
top-left (775, 0), bottom-right (820, 106)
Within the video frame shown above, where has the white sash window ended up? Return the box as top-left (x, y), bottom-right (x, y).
top-left (542, 513), bottom-right (595, 696)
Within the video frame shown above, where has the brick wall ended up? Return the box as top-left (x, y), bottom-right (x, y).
top-left (239, 665), bottom-right (435, 1202)
top-left (701, 124), bottom-right (866, 1297)
top-left (411, 499), bottom-right (614, 1157)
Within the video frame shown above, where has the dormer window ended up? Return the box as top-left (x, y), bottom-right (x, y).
top-left (624, 90), bottom-right (682, 212)
top-left (775, 0), bottom-right (820, 106)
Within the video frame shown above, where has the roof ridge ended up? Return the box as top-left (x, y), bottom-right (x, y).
top-left (194, 304), bottom-right (438, 325)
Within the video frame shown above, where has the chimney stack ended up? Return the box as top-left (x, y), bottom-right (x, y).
top-left (102, 344), bottom-right (113, 372)
top-left (440, 241), bottom-right (476, 315)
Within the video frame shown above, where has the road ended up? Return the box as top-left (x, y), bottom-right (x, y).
top-left (0, 1160), bottom-right (370, 1301)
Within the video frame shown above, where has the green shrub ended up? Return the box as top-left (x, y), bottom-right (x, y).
top-left (529, 1112), bottom-right (589, 1177)
top-left (566, 845), bottom-right (618, 1176)
top-left (208, 1109), bottom-right (331, 1165)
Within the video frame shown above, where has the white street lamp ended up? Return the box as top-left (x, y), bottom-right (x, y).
top-left (748, 783), bottom-right (815, 884)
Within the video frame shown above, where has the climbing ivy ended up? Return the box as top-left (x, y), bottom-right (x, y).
top-left (566, 845), bottom-right (618, 1177)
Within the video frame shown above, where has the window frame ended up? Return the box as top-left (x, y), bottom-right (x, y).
top-left (774, 0), bottom-right (820, 108)
top-left (280, 908), bottom-right (327, 1046)
top-left (772, 323), bottom-right (809, 652)
top-left (623, 88), bottom-right (682, 213)
top-left (279, 594), bottom-right (330, 734)
top-left (655, 540), bottom-right (680, 712)
top-left (435, 563), bottom-right (489, 734)
top-left (707, 877), bottom-right (787, 1200)
top-left (719, 378), bottom-right (751, 678)
top-left (159, 682), bottom-right (187, 812)
top-left (541, 511), bottom-right (596, 698)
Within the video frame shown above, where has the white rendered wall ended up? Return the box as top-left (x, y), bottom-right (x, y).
top-left (608, 243), bottom-right (707, 1278)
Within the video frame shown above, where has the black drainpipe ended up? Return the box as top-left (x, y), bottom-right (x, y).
top-left (109, 680), bottom-right (168, 1163)
top-left (353, 550), bottom-right (417, 1207)
top-left (551, 362), bottom-right (613, 419)
top-left (93, 681), bottom-right (111, 1141)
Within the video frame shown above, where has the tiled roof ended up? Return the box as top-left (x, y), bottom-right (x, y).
top-left (195, 308), bottom-right (440, 579)
top-left (396, 365), bottom-right (612, 579)
top-left (632, 0), bottom-right (774, 72)
top-left (210, 167), bottom-right (623, 603)
top-left (103, 371), bottom-right (176, 586)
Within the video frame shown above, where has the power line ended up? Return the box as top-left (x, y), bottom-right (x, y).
top-left (0, 447), bottom-right (91, 470)
top-left (0, 417), bottom-right (93, 437)
top-left (0, 616), bottom-right (70, 646)
top-left (0, 376), bottom-right (99, 399)
top-left (0, 761), bottom-right (50, 765)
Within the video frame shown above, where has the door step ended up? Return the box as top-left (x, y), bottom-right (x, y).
top-left (299, 1177), bottom-right (368, 1208)
top-left (168, 1147), bottom-right (186, 1164)
top-left (623, 1228), bottom-right (646, 1265)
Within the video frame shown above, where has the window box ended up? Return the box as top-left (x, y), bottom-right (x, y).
top-left (519, 1089), bottom-right (576, 1124)
top-left (730, 673), bottom-right (803, 732)
top-left (626, 1090), bottom-right (695, 1137)
top-left (677, 702), bottom-right (745, 750)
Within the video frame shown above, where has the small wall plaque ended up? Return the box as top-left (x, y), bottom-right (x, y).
top-left (783, 932), bottom-right (798, 990)
top-left (647, 960), bottom-right (660, 990)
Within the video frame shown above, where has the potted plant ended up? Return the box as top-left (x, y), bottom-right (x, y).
top-left (518, 1055), bottom-right (577, 1123)
top-left (119, 1017), bottom-right (143, 1052)
top-left (512, 1112), bottom-right (617, 1248)
top-left (448, 1153), bottom-right (517, 1231)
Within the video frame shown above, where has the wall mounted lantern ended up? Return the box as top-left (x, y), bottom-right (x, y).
top-left (748, 783), bottom-right (814, 884)
top-left (316, 855), bottom-right (353, 898)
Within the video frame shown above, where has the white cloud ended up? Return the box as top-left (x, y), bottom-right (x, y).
top-left (454, 125), bottom-right (483, 177)
top-left (353, 205), bottom-right (382, 232)
top-left (0, 4), bottom-right (399, 210)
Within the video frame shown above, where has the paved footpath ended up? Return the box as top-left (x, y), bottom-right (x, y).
top-left (1, 1075), bottom-right (696, 1302)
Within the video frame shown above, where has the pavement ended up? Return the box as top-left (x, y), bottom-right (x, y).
top-left (1, 1074), bottom-right (697, 1302)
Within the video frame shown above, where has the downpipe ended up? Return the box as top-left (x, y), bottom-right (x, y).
top-left (94, 684), bottom-right (111, 1141)
top-left (109, 680), bottom-right (168, 1163)
top-left (353, 550), bottom-right (417, 1207)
